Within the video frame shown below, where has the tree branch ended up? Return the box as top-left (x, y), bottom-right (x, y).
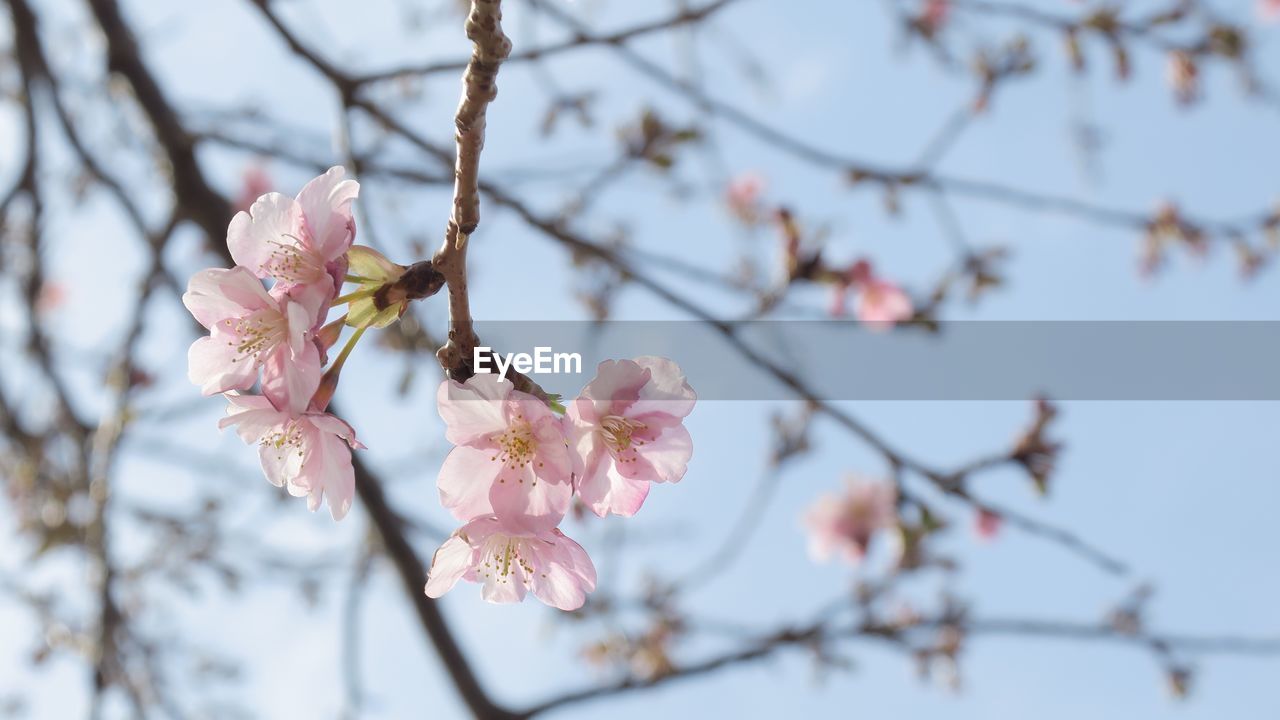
top-left (431, 0), bottom-right (511, 380)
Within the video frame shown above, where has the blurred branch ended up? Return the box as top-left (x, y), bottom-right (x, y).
top-left (86, 0), bottom-right (233, 250)
top-left (521, 606), bottom-right (1280, 717)
top-left (347, 450), bottom-right (519, 720)
top-left (526, 0), bottom-right (1270, 244)
top-left (354, 0), bottom-right (741, 85)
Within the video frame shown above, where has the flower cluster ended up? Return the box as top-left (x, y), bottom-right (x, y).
top-left (184, 167), bottom-right (372, 520)
top-left (803, 475), bottom-right (898, 565)
top-left (186, 168), bottom-right (698, 613)
top-left (425, 357), bottom-right (696, 610)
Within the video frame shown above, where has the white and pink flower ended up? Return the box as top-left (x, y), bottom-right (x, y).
top-left (183, 266), bottom-right (321, 414)
top-left (436, 373), bottom-right (576, 533)
top-left (725, 172), bottom-right (766, 223)
top-left (974, 507), bottom-right (1002, 542)
top-left (234, 164), bottom-right (274, 213)
top-left (220, 393), bottom-right (363, 521)
top-left (855, 276), bottom-right (914, 329)
top-left (830, 259), bottom-right (914, 329)
top-left (804, 477), bottom-right (898, 564)
top-left (1166, 51), bottom-right (1199, 106)
top-left (919, 0), bottom-right (950, 34)
top-left (1259, 0), bottom-right (1280, 23)
top-left (567, 357), bottom-right (696, 517)
top-left (424, 515), bottom-right (597, 610)
top-left (227, 166), bottom-right (359, 319)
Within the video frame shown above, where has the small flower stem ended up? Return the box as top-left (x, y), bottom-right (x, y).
top-left (332, 287), bottom-right (377, 306)
top-left (344, 273), bottom-right (370, 283)
top-left (311, 324), bottom-right (367, 413)
top-left (329, 324), bottom-right (367, 375)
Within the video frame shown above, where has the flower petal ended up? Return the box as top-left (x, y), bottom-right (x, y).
top-left (296, 166), bottom-right (359, 261)
top-left (478, 556), bottom-right (527, 599)
top-left (438, 445), bottom-right (501, 520)
top-left (183, 267), bottom-right (273, 329)
top-left (576, 359), bottom-right (650, 421)
top-left (424, 533), bottom-right (475, 599)
top-left (437, 375), bottom-right (511, 446)
top-left (279, 282), bottom-right (331, 331)
top-left (284, 299), bottom-right (315, 357)
top-left (258, 435), bottom-right (303, 488)
top-left (531, 418), bottom-right (574, 485)
top-left (227, 192), bottom-right (302, 279)
top-left (219, 394), bottom-right (283, 443)
top-left (590, 461), bottom-right (652, 518)
top-left (261, 342), bottom-right (322, 416)
top-left (347, 245), bottom-right (403, 283)
top-left (308, 413), bottom-right (361, 448)
top-left (627, 356), bottom-right (696, 420)
top-left (526, 530), bottom-right (596, 611)
top-left (187, 334), bottom-right (258, 396)
top-left (635, 423), bottom-right (692, 484)
top-left (307, 429), bottom-right (355, 520)
top-left (489, 465), bottom-right (571, 533)
top-left (573, 441), bottom-right (615, 517)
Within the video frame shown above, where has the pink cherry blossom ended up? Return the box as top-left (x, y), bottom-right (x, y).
top-left (227, 166), bottom-right (359, 318)
top-left (220, 393), bottom-right (364, 521)
top-left (568, 357), bottom-right (695, 518)
top-left (183, 266), bottom-right (321, 414)
top-left (35, 281), bottom-right (66, 315)
top-left (855, 277), bottom-right (914, 330)
top-left (974, 507), bottom-right (1002, 542)
top-left (725, 172), bottom-right (765, 223)
top-left (828, 260), bottom-right (913, 328)
top-left (920, 0), bottom-right (949, 34)
top-left (234, 164), bottom-right (273, 213)
top-left (804, 477), bottom-right (897, 564)
top-left (1259, 0), bottom-right (1280, 23)
top-left (436, 373), bottom-right (575, 533)
top-left (1166, 51), bottom-right (1199, 106)
top-left (424, 515), bottom-right (596, 610)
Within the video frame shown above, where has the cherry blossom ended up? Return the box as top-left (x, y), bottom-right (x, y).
top-left (436, 373), bottom-right (576, 532)
top-left (35, 281), bottom-right (66, 315)
top-left (974, 507), bottom-right (1002, 542)
top-left (919, 0), bottom-right (949, 35)
top-left (1166, 51), bottom-right (1199, 106)
top-left (183, 266), bottom-right (321, 414)
top-left (1259, 0), bottom-right (1280, 23)
top-left (220, 393), bottom-right (364, 521)
top-left (855, 276), bottom-right (914, 329)
top-left (804, 477), bottom-right (898, 564)
top-left (424, 516), bottom-right (596, 610)
top-left (568, 357), bottom-right (695, 517)
top-left (829, 260), bottom-right (914, 329)
top-left (227, 166), bottom-right (360, 318)
top-left (234, 164), bottom-right (273, 213)
top-left (725, 172), bottom-right (765, 223)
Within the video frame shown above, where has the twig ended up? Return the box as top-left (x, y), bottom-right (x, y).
top-left (432, 0), bottom-right (512, 380)
top-left (354, 0), bottom-right (741, 85)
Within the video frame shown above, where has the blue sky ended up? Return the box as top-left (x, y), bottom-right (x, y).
top-left (2, 0), bottom-right (1279, 718)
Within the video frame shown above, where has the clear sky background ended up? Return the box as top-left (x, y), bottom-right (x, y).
top-left (1, 0), bottom-right (1279, 718)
